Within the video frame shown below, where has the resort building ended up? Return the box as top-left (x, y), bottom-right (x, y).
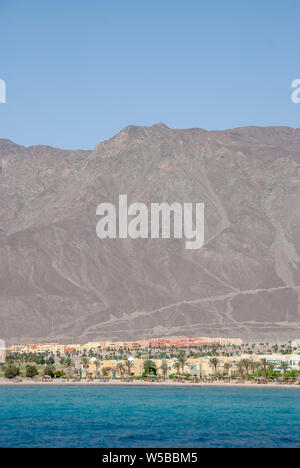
top-left (7, 336), bottom-right (244, 355)
top-left (257, 353), bottom-right (300, 371)
top-left (81, 356), bottom-right (241, 379)
top-left (148, 338), bottom-right (219, 348)
top-left (64, 344), bottom-right (84, 354)
top-left (35, 343), bottom-right (66, 354)
top-left (80, 352), bottom-right (300, 380)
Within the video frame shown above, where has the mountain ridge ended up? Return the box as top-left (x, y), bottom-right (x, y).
top-left (0, 124), bottom-right (300, 344)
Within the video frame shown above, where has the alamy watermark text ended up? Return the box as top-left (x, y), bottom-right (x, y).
top-left (96, 195), bottom-right (204, 250)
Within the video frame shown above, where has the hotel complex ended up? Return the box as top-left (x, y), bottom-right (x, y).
top-left (5, 336), bottom-right (300, 381)
top-left (81, 353), bottom-right (300, 380)
top-left (7, 336), bottom-right (243, 355)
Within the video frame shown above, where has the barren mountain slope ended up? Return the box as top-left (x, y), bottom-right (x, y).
top-left (0, 124), bottom-right (300, 344)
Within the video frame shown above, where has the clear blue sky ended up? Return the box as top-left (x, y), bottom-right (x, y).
top-left (0, 0), bottom-right (299, 149)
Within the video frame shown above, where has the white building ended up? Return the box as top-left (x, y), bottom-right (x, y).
top-left (291, 339), bottom-right (300, 350)
top-left (258, 353), bottom-right (300, 371)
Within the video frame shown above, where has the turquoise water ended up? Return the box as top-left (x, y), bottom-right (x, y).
top-left (0, 386), bottom-right (299, 448)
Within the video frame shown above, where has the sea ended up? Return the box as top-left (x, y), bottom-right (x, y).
top-left (0, 385), bottom-right (299, 448)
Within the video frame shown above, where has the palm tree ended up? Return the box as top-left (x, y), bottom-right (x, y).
top-left (249, 360), bottom-right (255, 373)
top-left (178, 353), bottom-right (188, 375)
top-left (260, 359), bottom-right (268, 379)
top-left (102, 367), bottom-right (112, 378)
top-left (116, 362), bottom-right (125, 378)
top-left (80, 355), bottom-right (89, 380)
top-left (95, 355), bottom-right (102, 378)
top-left (62, 357), bottom-right (74, 379)
top-left (160, 360), bottom-right (169, 380)
top-left (280, 362), bottom-right (289, 375)
top-left (224, 362), bottom-right (232, 380)
top-left (143, 359), bottom-right (157, 377)
top-left (64, 357), bottom-right (74, 368)
top-left (173, 361), bottom-right (181, 377)
top-left (209, 358), bottom-right (219, 377)
top-left (124, 359), bottom-right (134, 377)
top-left (240, 359), bottom-right (251, 381)
top-left (236, 361), bottom-right (244, 380)
top-left (250, 361), bottom-right (260, 381)
top-left (267, 363), bottom-right (274, 377)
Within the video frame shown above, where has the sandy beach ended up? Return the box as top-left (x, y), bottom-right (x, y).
top-left (0, 379), bottom-right (299, 389)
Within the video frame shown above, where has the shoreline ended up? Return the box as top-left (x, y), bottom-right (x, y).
top-left (0, 379), bottom-right (299, 389)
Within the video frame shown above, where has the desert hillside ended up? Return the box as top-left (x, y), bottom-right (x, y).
top-left (1, 124), bottom-right (300, 344)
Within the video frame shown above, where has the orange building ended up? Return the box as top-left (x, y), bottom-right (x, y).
top-left (148, 337), bottom-right (219, 349)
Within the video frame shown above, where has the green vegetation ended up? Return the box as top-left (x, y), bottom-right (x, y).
top-left (143, 359), bottom-right (157, 377)
top-left (4, 365), bottom-right (20, 379)
top-left (26, 365), bottom-right (38, 378)
top-left (43, 365), bottom-right (56, 378)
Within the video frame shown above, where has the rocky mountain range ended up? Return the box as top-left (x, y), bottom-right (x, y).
top-left (1, 124), bottom-right (300, 344)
